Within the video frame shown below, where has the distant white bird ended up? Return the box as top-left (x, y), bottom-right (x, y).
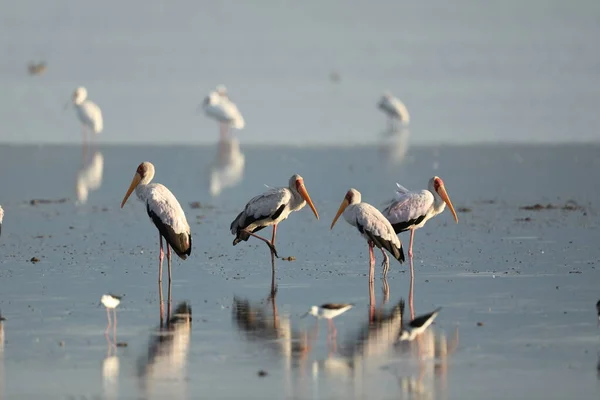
top-left (330, 188), bottom-right (405, 282)
top-left (203, 89), bottom-right (245, 138)
top-left (69, 87), bottom-right (103, 139)
top-left (378, 92), bottom-right (410, 127)
top-left (76, 151), bottom-right (104, 204)
top-left (100, 294), bottom-right (121, 335)
top-left (381, 177), bottom-right (458, 258)
top-left (120, 162), bottom-right (191, 321)
top-left (398, 299), bottom-right (441, 341)
top-left (230, 174), bottom-right (319, 259)
top-left (0, 205), bottom-right (3, 237)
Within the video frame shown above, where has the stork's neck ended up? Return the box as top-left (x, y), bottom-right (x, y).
top-left (135, 181), bottom-right (153, 203)
top-left (290, 189), bottom-right (306, 211)
top-left (432, 190), bottom-right (446, 214)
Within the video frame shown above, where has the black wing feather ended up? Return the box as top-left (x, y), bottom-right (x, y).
top-left (358, 219), bottom-right (404, 263)
top-left (409, 307), bottom-right (441, 328)
top-left (391, 215), bottom-right (426, 233)
top-left (147, 204), bottom-right (191, 259)
top-left (321, 303), bottom-right (353, 310)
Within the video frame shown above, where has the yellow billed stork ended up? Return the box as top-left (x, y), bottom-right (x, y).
top-left (230, 174), bottom-right (319, 259)
top-left (330, 188), bottom-right (405, 282)
top-left (120, 162), bottom-right (191, 317)
top-left (382, 176), bottom-right (458, 258)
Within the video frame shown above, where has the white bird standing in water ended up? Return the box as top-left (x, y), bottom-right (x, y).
top-left (378, 92), bottom-right (410, 128)
top-left (381, 177), bottom-right (458, 259)
top-left (203, 88), bottom-right (245, 138)
top-left (120, 162), bottom-right (191, 321)
top-left (100, 294), bottom-right (121, 336)
top-left (230, 174), bottom-right (319, 259)
top-left (0, 205), bottom-right (3, 237)
top-left (68, 87), bottom-right (103, 140)
top-left (330, 188), bottom-right (405, 282)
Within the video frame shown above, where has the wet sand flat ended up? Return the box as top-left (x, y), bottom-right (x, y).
top-left (0, 144), bottom-right (599, 399)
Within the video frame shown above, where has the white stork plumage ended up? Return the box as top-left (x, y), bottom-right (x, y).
top-left (203, 89), bottom-right (245, 138)
top-left (378, 92), bottom-right (410, 128)
top-left (330, 188), bottom-right (405, 282)
top-left (68, 87), bottom-right (103, 139)
top-left (0, 205), bottom-right (3, 237)
top-left (381, 176), bottom-right (458, 258)
top-left (230, 174), bottom-right (319, 259)
top-left (120, 162), bottom-right (191, 319)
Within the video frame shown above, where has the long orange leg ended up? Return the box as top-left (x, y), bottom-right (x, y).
top-left (368, 241), bottom-right (375, 283)
top-left (245, 231), bottom-right (279, 258)
top-left (167, 245), bottom-right (172, 321)
top-left (408, 257), bottom-right (415, 319)
top-left (408, 229), bottom-right (415, 258)
top-left (159, 234), bottom-right (164, 326)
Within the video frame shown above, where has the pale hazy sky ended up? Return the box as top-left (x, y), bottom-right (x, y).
top-left (1, 0), bottom-right (599, 144)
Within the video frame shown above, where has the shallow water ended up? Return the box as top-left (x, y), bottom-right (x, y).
top-left (0, 143), bottom-right (599, 399)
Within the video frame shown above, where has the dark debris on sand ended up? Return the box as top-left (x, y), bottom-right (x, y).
top-left (457, 207), bottom-right (472, 213)
top-left (520, 201), bottom-right (584, 211)
top-left (30, 257), bottom-right (40, 263)
top-left (29, 198), bottom-right (69, 206)
top-left (515, 217), bottom-right (532, 222)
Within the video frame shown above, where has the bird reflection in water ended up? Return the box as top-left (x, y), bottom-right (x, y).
top-left (379, 128), bottom-right (410, 166)
top-left (233, 276), bottom-right (319, 398)
top-left (387, 326), bottom-right (459, 400)
top-left (137, 302), bottom-right (192, 399)
top-left (209, 136), bottom-right (245, 197)
top-left (76, 150), bottom-right (104, 205)
top-left (102, 332), bottom-right (119, 400)
top-left (233, 289), bottom-right (315, 366)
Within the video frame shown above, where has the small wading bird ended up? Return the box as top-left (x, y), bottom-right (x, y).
top-left (230, 174), bottom-right (319, 260)
top-left (100, 294), bottom-right (121, 335)
top-left (0, 205), bottom-right (3, 236)
top-left (202, 87), bottom-right (245, 138)
top-left (378, 92), bottom-right (410, 128)
top-left (382, 177), bottom-right (458, 259)
top-left (121, 162), bottom-right (191, 320)
top-left (303, 303), bottom-right (354, 341)
top-left (331, 189), bottom-right (404, 282)
top-left (66, 87), bottom-right (103, 141)
top-left (398, 299), bottom-right (441, 341)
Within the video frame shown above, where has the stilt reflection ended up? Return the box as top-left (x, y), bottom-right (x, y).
top-left (137, 302), bottom-right (192, 399)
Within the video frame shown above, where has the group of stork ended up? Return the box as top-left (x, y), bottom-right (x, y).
top-left (119, 157), bottom-right (458, 303)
